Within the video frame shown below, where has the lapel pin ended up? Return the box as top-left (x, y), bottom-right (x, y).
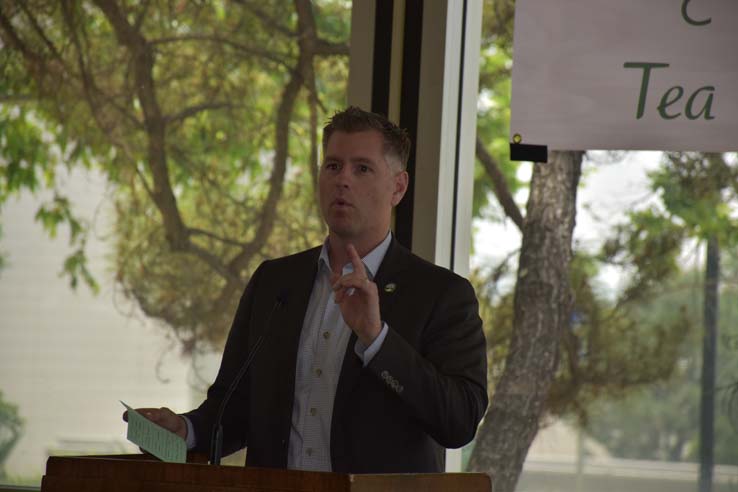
top-left (384, 282), bottom-right (397, 293)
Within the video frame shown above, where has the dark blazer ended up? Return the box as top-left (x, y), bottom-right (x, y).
top-left (184, 238), bottom-right (488, 473)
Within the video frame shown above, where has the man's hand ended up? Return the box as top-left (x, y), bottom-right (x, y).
top-left (122, 407), bottom-right (188, 440)
top-left (331, 244), bottom-right (382, 346)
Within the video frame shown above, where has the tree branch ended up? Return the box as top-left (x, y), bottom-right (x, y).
top-left (476, 137), bottom-right (524, 231)
top-left (308, 83), bottom-right (320, 211)
top-left (187, 242), bottom-right (243, 285)
top-left (0, 93), bottom-right (36, 102)
top-left (149, 34), bottom-right (290, 67)
top-left (204, 0), bottom-right (325, 322)
top-left (303, 31), bottom-right (321, 211)
top-left (147, 0), bottom-right (328, 324)
top-left (188, 227), bottom-right (249, 248)
top-left (167, 143), bottom-right (256, 214)
top-left (1, 4), bottom-right (144, 202)
top-left (165, 102), bottom-right (234, 124)
top-left (17, 1), bottom-right (64, 61)
top-left (226, 67), bottom-right (302, 275)
top-left (0, 7), bottom-right (45, 72)
top-left (232, 0), bottom-right (295, 38)
top-left (315, 38), bottom-right (349, 56)
top-left (133, 0), bottom-right (152, 33)
top-left (225, 0), bottom-right (320, 277)
top-left (61, 0), bottom-right (101, 119)
top-left (94, 0), bottom-right (189, 251)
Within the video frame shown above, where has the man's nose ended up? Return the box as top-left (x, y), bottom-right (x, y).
top-left (335, 165), bottom-right (352, 187)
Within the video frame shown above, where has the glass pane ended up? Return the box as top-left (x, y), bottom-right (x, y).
top-left (0, 1), bottom-right (350, 485)
top-left (469, 1), bottom-right (738, 489)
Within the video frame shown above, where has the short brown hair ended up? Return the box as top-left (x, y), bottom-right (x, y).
top-left (322, 106), bottom-right (411, 170)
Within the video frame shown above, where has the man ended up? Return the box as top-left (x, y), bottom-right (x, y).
top-left (127, 107), bottom-right (488, 473)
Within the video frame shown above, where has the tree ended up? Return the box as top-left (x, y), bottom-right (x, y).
top-left (584, 266), bottom-right (738, 465)
top-left (2, 4), bottom-right (594, 488)
top-left (467, 1), bottom-right (587, 489)
top-left (5, 3), bottom-right (722, 491)
top-left (472, 250), bottom-right (691, 416)
top-left (0, 0), bottom-right (350, 352)
top-left (0, 391), bottom-right (23, 479)
top-left (467, 148), bottom-right (585, 491)
top-left (600, 152), bottom-right (738, 490)
top-left (466, 3), bottom-right (733, 490)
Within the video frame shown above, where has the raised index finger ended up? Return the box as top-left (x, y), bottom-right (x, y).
top-left (346, 244), bottom-right (366, 276)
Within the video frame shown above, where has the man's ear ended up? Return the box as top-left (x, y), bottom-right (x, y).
top-left (392, 171), bottom-right (409, 206)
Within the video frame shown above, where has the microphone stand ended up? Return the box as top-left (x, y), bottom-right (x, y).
top-left (209, 294), bottom-right (286, 465)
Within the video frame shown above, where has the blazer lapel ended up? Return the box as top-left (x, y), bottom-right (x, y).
top-left (374, 239), bottom-right (411, 321)
top-left (273, 247), bottom-right (321, 445)
top-left (276, 248), bottom-right (321, 349)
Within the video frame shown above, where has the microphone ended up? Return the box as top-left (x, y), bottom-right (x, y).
top-left (209, 290), bottom-right (288, 465)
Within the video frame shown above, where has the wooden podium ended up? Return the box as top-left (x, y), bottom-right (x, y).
top-left (40, 454), bottom-right (491, 491)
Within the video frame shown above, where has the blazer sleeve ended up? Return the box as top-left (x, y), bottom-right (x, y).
top-left (365, 273), bottom-right (488, 449)
top-left (182, 262), bottom-right (265, 456)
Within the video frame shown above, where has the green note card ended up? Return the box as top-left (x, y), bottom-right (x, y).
top-left (121, 401), bottom-right (186, 463)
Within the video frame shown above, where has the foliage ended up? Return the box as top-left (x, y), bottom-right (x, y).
top-left (0, 104), bottom-right (95, 286)
top-left (0, 390), bottom-right (23, 478)
top-left (655, 153), bottom-right (738, 243)
top-left (579, 152), bottom-right (738, 463)
top-left (471, 251), bottom-right (690, 421)
top-left (468, 7), bottom-right (711, 484)
top-left (473, 5), bottom-right (738, 437)
top-left (602, 153), bottom-right (738, 303)
top-left (583, 267), bottom-right (738, 464)
top-left (0, 0), bottom-right (349, 352)
top-left (1, 0), bottom-right (530, 353)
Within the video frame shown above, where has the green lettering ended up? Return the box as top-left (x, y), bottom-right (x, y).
top-left (681, 0), bottom-right (711, 26)
top-left (624, 62), bottom-right (670, 119)
top-left (658, 86), bottom-right (684, 119)
top-left (686, 86), bottom-right (716, 120)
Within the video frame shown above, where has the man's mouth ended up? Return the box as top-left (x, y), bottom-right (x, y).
top-left (332, 198), bottom-right (353, 208)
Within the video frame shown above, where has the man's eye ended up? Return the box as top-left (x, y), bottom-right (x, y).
top-left (358, 165), bottom-right (370, 173)
top-left (325, 162), bottom-right (339, 170)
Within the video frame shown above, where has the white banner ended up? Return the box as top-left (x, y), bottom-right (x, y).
top-left (510, 0), bottom-right (738, 152)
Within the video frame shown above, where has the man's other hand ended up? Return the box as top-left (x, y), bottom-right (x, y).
top-left (122, 407), bottom-right (188, 440)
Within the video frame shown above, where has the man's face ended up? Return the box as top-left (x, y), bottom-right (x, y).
top-left (319, 130), bottom-right (408, 244)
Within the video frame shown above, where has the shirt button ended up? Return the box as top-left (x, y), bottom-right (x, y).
top-left (323, 331), bottom-right (331, 340)
top-left (315, 368), bottom-right (322, 377)
top-left (310, 407), bottom-right (317, 416)
top-left (306, 448), bottom-right (313, 456)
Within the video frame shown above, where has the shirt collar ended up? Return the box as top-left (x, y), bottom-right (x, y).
top-left (318, 231), bottom-right (392, 279)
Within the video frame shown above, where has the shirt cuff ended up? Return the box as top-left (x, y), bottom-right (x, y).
top-left (354, 322), bottom-right (389, 367)
top-left (182, 415), bottom-right (197, 450)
